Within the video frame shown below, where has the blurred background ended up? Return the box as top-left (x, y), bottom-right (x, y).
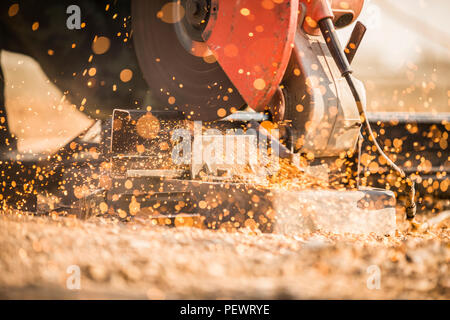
top-left (1, 0), bottom-right (449, 154)
top-left (345, 0), bottom-right (450, 114)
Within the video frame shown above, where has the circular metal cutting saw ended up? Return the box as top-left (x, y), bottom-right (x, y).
top-left (132, 0), bottom-right (417, 218)
top-left (132, 0), bottom-right (366, 154)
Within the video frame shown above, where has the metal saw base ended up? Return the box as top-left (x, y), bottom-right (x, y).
top-left (76, 177), bottom-right (396, 236)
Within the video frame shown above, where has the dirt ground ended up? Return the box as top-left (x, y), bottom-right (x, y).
top-left (0, 208), bottom-right (448, 300)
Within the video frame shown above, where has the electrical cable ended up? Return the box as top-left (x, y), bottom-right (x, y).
top-left (318, 17), bottom-right (417, 219)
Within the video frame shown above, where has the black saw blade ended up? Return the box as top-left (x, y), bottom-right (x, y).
top-left (132, 0), bottom-right (245, 121)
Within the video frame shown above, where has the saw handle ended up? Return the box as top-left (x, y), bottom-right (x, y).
top-left (318, 18), bottom-right (352, 77)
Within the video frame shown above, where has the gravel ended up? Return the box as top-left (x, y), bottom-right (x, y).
top-left (0, 209), bottom-right (448, 299)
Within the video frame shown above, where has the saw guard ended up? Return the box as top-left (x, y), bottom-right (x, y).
top-left (202, 0), bottom-right (299, 111)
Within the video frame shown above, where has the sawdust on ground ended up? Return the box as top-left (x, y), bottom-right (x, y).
top-left (0, 209), bottom-right (448, 299)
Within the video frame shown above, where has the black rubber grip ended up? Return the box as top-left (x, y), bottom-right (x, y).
top-left (318, 18), bottom-right (353, 77)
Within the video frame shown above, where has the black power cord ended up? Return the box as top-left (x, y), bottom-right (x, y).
top-left (318, 18), bottom-right (416, 219)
